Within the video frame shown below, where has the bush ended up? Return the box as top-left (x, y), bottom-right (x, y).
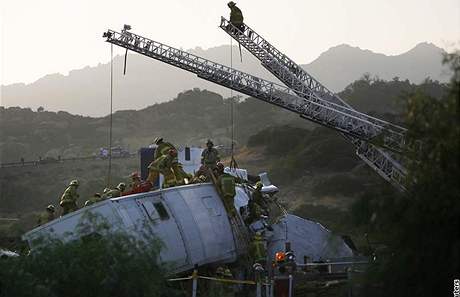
top-left (312, 174), bottom-right (362, 197)
top-left (0, 214), bottom-right (181, 297)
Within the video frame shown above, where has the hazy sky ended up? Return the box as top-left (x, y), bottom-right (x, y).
top-left (1, 0), bottom-right (459, 85)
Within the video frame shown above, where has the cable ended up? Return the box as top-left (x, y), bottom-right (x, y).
top-left (230, 37), bottom-right (238, 169)
top-left (107, 43), bottom-right (113, 187)
top-left (230, 37), bottom-right (234, 157)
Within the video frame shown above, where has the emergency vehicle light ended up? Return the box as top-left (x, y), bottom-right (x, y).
top-left (275, 251), bottom-right (286, 262)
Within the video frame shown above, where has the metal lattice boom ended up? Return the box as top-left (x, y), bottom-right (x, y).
top-left (103, 27), bottom-right (407, 190)
top-left (219, 18), bottom-right (407, 191)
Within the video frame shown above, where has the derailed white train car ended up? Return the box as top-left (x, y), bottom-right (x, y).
top-left (23, 182), bottom-right (353, 274)
top-left (23, 145), bottom-right (353, 274)
top-left (23, 183), bottom-right (239, 273)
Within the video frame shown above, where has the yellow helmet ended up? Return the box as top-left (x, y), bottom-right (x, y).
top-left (223, 268), bottom-right (233, 278)
top-left (254, 231), bottom-right (263, 241)
top-left (216, 266), bottom-right (225, 276)
top-left (255, 181), bottom-right (263, 189)
top-left (69, 180), bottom-right (79, 187)
top-left (117, 183), bottom-right (126, 191)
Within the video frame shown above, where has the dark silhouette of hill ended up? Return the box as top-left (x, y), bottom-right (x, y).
top-left (0, 78), bottom-right (448, 241)
top-left (0, 78), bottom-right (447, 164)
top-left (1, 42), bottom-right (448, 116)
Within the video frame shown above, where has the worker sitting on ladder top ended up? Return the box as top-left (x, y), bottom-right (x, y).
top-left (227, 1), bottom-right (244, 32)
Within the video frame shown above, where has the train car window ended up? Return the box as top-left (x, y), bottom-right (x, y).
top-left (141, 201), bottom-right (160, 221)
top-left (185, 147), bottom-right (191, 161)
top-left (154, 202), bottom-right (169, 220)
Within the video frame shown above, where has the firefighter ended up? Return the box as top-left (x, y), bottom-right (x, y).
top-left (247, 181), bottom-right (268, 223)
top-left (59, 180), bottom-right (80, 215)
top-left (227, 1), bottom-right (244, 32)
top-left (249, 232), bottom-right (267, 268)
top-left (157, 149), bottom-right (178, 188)
top-left (193, 165), bottom-right (211, 182)
top-left (129, 171), bottom-right (142, 190)
top-left (201, 139), bottom-right (220, 170)
top-left (106, 183), bottom-right (126, 198)
top-left (37, 205), bottom-right (55, 226)
top-left (209, 267), bottom-right (225, 297)
top-left (222, 268), bottom-right (235, 297)
top-left (153, 137), bottom-right (176, 160)
top-left (172, 159), bottom-right (192, 186)
top-left (101, 187), bottom-right (110, 199)
top-left (216, 163), bottom-right (237, 218)
top-left (84, 193), bottom-right (103, 207)
top-left (147, 137), bottom-right (176, 185)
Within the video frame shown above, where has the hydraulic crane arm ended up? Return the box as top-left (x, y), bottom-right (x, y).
top-left (102, 28), bottom-right (407, 190)
top-left (219, 18), bottom-right (407, 191)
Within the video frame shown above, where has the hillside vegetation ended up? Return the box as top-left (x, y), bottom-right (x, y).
top-left (0, 77), bottom-right (448, 248)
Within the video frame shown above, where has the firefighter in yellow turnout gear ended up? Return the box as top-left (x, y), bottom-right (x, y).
top-left (209, 267), bottom-right (235, 297)
top-left (84, 193), bottom-right (104, 207)
top-left (147, 137), bottom-right (191, 186)
top-left (249, 232), bottom-right (267, 267)
top-left (156, 149), bottom-right (179, 188)
top-left (216, 163), bottom-right (237, 218)
top-left (37, 205), bottom-right (55, 226)
top-left (147, 137), bottom-right (176, 184)
top-left (59, 180), bottom-right (80, 215)
top-left (106, 183), bottom-right (126, 198)
top-left (247, 182), bottom-right (268, 224)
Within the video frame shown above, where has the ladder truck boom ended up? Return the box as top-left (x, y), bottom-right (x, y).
top-left (103, 28), bottom-right (407, 190)
top-left (219, 18), bottom-right (408, 191)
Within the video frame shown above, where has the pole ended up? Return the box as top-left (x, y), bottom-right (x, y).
top-left (255, 270), bottom-right (261, 297)
top-left (288, 274), bottom-right (293, 297)
top-left (265, 276), bottom-right (270, 297)
top-left (270, 279), bottom-right (274, 297)
top-left (192, 265), bottom-right (198, 297)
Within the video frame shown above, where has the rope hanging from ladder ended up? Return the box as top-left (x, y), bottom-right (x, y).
top-left (229, 37), bottom-right (238, 170)
top-left (107, 43), bottom-right (114, 187)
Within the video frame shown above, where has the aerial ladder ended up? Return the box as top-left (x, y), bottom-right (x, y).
top-left (102, 27), bottom-right (408, 191)
top-left (219, 18), bottom-right (408, 191)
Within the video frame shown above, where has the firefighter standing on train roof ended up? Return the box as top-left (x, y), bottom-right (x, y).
top-left (59, 180), bottom-right (80, 215)
top-left (106, 183), bottom-right (126, 198)
top-left (84, 193), bottom-right (103, 207)
top-left (37, 205), bottom-right (55, 226)
top-left (153, 137), bottom-right (176, 160)
top-left (201, 139), bottom-right (220, 170)
top-left (147, 137), bottom-right (176, 184)
top-left (157, 149), bottom-right (178, 188)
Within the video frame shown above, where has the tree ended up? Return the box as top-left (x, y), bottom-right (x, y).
top-left (0, 214), bottom-right (181, 297)
top-left (356, 52), bottom-right (460, 297)
top-left (37, 106), bottom-right (45, 112)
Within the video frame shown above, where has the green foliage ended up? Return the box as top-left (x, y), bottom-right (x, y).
top-left (0, 214), bottom-right (180, 297)
top-left (353, 52), bottom-right (460, 297)
top-left (341, 75), bottom-right (446, 116)
top-left (248, 125), bottom-right (360, 184)
top-left (311, 174), bottom-right (362, 197)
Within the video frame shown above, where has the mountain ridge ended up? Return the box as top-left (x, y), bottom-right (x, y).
top-left (1, 42), bottom-right (449, 116)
